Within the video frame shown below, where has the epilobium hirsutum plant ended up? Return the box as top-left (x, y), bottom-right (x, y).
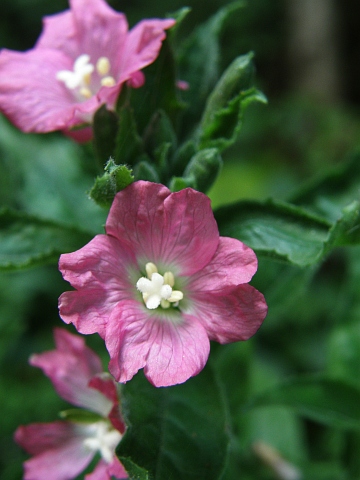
top-left (7, 1), bottom-right (360, 479)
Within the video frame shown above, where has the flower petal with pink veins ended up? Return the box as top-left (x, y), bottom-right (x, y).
top-left (190, 284), bottom-right (268, 344)
top-left (0, 49), bottom-right (81, 132)
top-left (188, 236), bottom-right (258, 293)
top-left (29, 328), bottom-right (113, 416)
top-left (36, 11), bottom-right (78, 57)
top-left (15, 422), bottom-right (94, 480)
top-left (105, 181), bottom-right (219, 276)
top-left (85, 458), bottom-right (128, 480)
top-left (106, 301), bottom-right (210, 387)
top-left (59, 235), bottom-right (136, 337)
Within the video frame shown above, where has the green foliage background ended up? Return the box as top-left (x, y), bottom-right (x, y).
top-left (2, 1), bottom-right (360, 480)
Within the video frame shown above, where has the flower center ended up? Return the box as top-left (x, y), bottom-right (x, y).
top-left (83, 421), bottom-right (122, 464)
top-left (136, 262), bottom-right (184, 310)
top-left (56, 54), bottom-right (116, 100)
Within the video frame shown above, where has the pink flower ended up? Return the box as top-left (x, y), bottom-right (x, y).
top-left (0, 0), bottom-right (174, 137)
top-left (14, 328), bottom-right (127, 480)
top-left (59, 181), bottom-right (267, 387)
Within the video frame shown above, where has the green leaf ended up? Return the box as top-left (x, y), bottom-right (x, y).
top-left (117, 366), bottom-right (228, 480)
top-left (215, 199), bottom-right (331, 266)
top-left (198, 53), bottom-right (267, 150)
top-left (290, 151), bottom-right (360, 222)
top-left (131, 37), bottom-right (182, 133)
top-left (246, 376), bottom-right (360, 431)
top-left (133, 159), bottom-right (160, 183)
top-left (182, 148), bottom-right (223, 193)
top-left (0, 209), bottom-right (92, 271)
top-left (177, 2), bottom-right (245, 127)
top-left (114, 102), bottom-right (144, 166)
top-left (93, 105), bottom-right (119, 167)
top-left (89, 160), bottom-right (134, 208)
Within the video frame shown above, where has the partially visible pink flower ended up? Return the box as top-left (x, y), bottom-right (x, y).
top-left (59, 181), bottom-right (267, 387)
top-left (0, 0), bottom-right (174, 137)
top-left (14, 328), bottom-right (127, 480)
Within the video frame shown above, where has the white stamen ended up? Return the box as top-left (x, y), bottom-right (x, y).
top-left (137, 264), bottom-right (183, 310)
top-left (83, 421), bottom-right (122, 464)
top-left (57, 54), bottom-right (94, 90)
top-left (96, 57), bottom-right (111, 76)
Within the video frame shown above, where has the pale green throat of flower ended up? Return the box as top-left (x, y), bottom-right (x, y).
top-left (56, 54), bottom-right (116, 99)
top-left (83, 421), bottom-right (122, 464)
top-left (137, 262), bottom-right (184, 310)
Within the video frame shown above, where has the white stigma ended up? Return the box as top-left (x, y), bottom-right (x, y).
top-left (57, 54), bottom-right (116, 99)
top-left (136, 263), bottom-right (183, 310)
top-left (83, 421), bottom-right (122, 464)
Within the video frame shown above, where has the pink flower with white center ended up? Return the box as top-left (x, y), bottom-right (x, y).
top-left (59, 181), bottom-right (267, 387)
top-left (14, 328), bottom-right (127, 480)
top-left (0, 0), bottom-right (174, 138)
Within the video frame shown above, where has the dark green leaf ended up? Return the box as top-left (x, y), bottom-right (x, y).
top-left (247, 377), bottom-right (360, 430)
top-left (183, 147), bottom-right (223, 192)
top-left (133, 159), bottom-right (160, 183)
top-left (117, 366), bottom-right (228, 480)
top-left (177, 2), bottom-right (245, 128)
top-left (0, 209), bottom-right (92, 271)
top-left (114, 103), bottom-right (143, 166)
top-left (93, 105), bottom-right (118, 167)
top-left (290, 151), bottom-right (360, 222)
top-left (215, 199), bottom-right (331, 266)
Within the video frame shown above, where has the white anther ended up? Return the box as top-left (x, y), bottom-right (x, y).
top-left (101, 76), bottom-right (116, 87)
top-left (96, 57), bottom-right (111, 76)
top-left (79, 87), bottom-right (92, 99)
top-left (163, 271), bottom-right (175, 287)
top-left (145, 262), bottom-right (158, 279)
top-left (168, 290), bottom-right (184, 303)
top-left (137, 272), bottom-right (172, 310)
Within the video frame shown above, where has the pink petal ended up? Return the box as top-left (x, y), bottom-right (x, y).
top-left (30, 329), bottom-right (112, 415)
top-left (70, 0), bottom-right (129, 66)
top-left (88, 375), bottom-right (126, 433)
top-left (106, 301), bottom-right (210, 387)
top-left (189, 284), bottom-right (268, 344)
top-left (15, 421), bottom-right (94, 480)
top-left (59, 235), bottom-right (136, 338)
top-left (85, 458), bottom-right (128, 480)
top-left (119, 18), bottom-right (175, 82)
top-left (188, 237), bottom-right (258, 293)
top-left (106, 182), bottom-right (219, 276)
top-left (0, 48), bottom-right (80, 132)
top-left (36, 10), bottom-right (78, 58)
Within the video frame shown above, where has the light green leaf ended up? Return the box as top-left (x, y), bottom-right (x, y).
top-left (215, 199), bottom-right (331, 266)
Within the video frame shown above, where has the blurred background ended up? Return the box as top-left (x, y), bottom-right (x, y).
top-left (2, 1), bottom-right (360, 479)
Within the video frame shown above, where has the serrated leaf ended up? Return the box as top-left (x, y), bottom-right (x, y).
top-left (0, 209), bottom-right (92, 271)
top-left (198, 54), bottom-right (267, 150)
top-left (246, 377), bottom-right (360, 430)
top-left (215, 199), bottom-right (331, 266)
top-left (117, 366), bottom-right (228, 480)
